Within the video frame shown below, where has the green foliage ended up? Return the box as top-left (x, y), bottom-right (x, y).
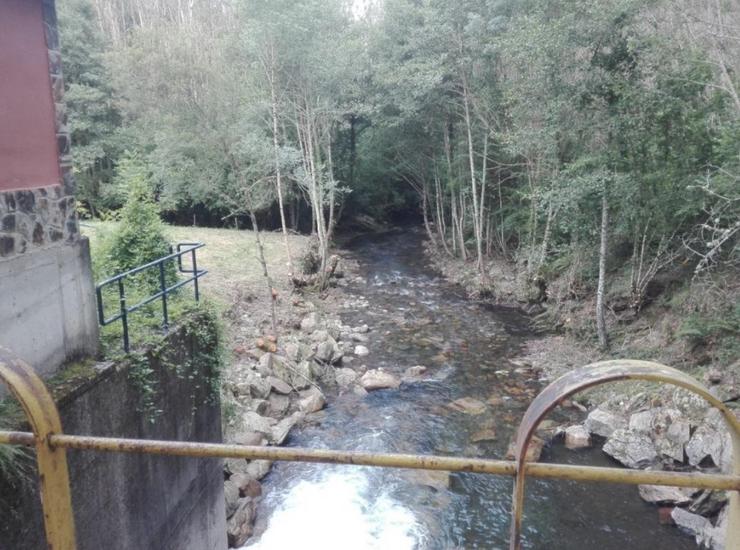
top-left (105, 153), bottom-right (176, 291)
top-left (58, 0), bottom-right (126, 216)
top-left (678, 304), bottom-right (740, 346)
top-left (126, 302), bottom-right (225, 422)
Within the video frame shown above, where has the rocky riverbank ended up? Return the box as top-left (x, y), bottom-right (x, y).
top-left (217, 252), bottom-right (404, 547)
top-left (425, 239), bottom-right (738, 550)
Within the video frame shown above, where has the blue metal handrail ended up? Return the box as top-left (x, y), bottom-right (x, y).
top-left (95, 243), bottom-right (207, 352)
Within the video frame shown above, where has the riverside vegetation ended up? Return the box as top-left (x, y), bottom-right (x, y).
top-left (10, 0), bottom-right (738, 547)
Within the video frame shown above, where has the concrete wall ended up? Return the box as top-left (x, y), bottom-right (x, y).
top-left (0, 238), bottom-right (98, 379)
top-left (0, 0), bottom-right (99, 384)
top-left (0, 321), bottom-right (227, 550)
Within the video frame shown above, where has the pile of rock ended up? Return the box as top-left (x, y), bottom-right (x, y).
top-left (565, 403), bottom-right (736, 549)
top-left (221, 310), bottom-right (377, 546)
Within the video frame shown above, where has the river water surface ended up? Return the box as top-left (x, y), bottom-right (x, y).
top-left (245, 232), bottom-right (695, 550)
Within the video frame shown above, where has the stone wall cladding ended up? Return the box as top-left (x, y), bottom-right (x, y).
top-left (0, 186), bottom-right (77, 257)
top-left (0, 0), bottom-right (78, 260)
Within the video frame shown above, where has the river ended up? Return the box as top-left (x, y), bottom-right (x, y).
top-left (244, 232), bottom-right (695, 549)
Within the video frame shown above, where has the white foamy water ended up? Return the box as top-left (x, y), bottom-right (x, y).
top-left (245, 470), bottom-right (424, 550)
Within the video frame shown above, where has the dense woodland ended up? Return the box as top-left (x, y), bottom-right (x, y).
top-left (59, 0), bottom-right (738, 352)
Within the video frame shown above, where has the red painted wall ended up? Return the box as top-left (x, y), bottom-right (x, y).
top-left (0, 0), bottom-right (61, 192)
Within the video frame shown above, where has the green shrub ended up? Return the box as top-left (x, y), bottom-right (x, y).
top-left (106, 153), bottom-right (177, 293)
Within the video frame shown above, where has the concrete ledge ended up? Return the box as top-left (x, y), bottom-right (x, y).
top-left (0, 237), bottom-right (98, 379)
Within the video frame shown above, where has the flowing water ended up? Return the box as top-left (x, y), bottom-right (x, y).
top-left (245, 232), bottom-right (695, 550)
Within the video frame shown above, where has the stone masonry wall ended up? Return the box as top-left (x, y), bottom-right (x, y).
top-left (0, 0), bottom-right (78, 260)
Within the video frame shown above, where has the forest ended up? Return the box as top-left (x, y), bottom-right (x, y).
top-left (59, 0), bottom-right (738, 353)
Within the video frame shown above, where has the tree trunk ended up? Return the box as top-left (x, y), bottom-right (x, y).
top-left (462, 78), bottom-right (484, 274)
top-left (596, 191), bottom-right (609, 350)
top-left (249, 210), bottom-right (277, 334)
top-left (267, 58), bottom-right (293, 277)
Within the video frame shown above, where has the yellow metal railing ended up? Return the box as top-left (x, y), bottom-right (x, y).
top-left (1, 347), bottom-right (738, 550)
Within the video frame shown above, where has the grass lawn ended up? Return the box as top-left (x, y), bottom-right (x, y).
top-left (81, 221), bottom-right (309, 304)
top-left (81, 221), bottom-right (310, 353)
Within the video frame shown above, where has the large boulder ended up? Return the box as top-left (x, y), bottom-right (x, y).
top-left (299, 388), bottom-right (326, 413)
top-left (270, 411), bottom-right (304, 445)
top-left (267, 393), bottom-right (290, 418)
top-left (670, 507), bottom-right (726, 549)
top-left (236, 373), bottom-right (271, 400)
top-left (335, 367), bottom-right (358, 389)
top-left (267, 356), bottom-right (312, 390)
top-left (315, 336), bottom-right (343, 364)
top-left (243, 411), bottom-right (277, 436)
top-left (685, 410), bottom-right (733, 471)
top-left (629, 408), bottom-right (689, 463)
top-left (360, 369), bottom-right (400, 391)
top-left (284, 342), bottom-right (314, 363)
top-left (603, 428), bottom-right (658, 468)
top-left (268, 376), bottom-right (293, 395)
top-left (585, 408), bottom-right (627, 438)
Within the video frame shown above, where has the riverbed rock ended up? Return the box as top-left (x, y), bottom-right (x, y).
top-left (315, 337), bottom-right (343, 364)
top-left (300, 312), bottom-right (319, 332)
top-left (629, 408), bottom-right (689, 463)
top-left (227, 497), bottom-right (256, 547)
top-left (267, 393), bottom-right (290, 418)
top-left (268, 357), bottom-right (312, 390)
top-left (268, 375), bottom-right (293, 395)
top-left (299, 388), bottom-right (326, 413)
top-left (671, 507), bottom-right (715, 547)
top-left (403, 469), bottom-right (450, 491)
top-left (245, 459), bottom-right (272, 481)
top-left (238, 373), bottom-right (271, 400)
top-left (689, 490), bottom-right (728, 517)
top-left (603, 429), bottom-right (657, 468)
top-left (585, 408), bottom-right (627, 438)
top-left (447, 397), bottom-right (487, 415)
top-left (229, 474), bottom-right (263, 498)
top-left (243, 411), bottom-right (277, 436)
top-left (353, 324), bottom-right (369, 333)
top-left (335, 367), bottom-right (358, 389)
top-left (470, 428), bottom-right (497, 443)
top-left (360, 369), bottom-right (400, 390)
top-left (225, 458), bottom-right (249, 476)
top-left (354, 345), bottom-right (370, 357)
top-left (352, 384), bottom-right (369, 397)
top-left (685, 423), bottom-right (732, 471)
top-left (564, 425), bottom-right (591, 449)
top-left (284, 342), bottom-right (313, 363)
top-left (270, 411), bottom-right (304, 445)
top-left (487, 394), bottom-right (504, 406)
top-left (505, 436), bottom-right (544, 462)
top-left (224, 479), bottom-right (240, 518)
top-left (638, 484), bottom-right (695, 505)
top-left (232, 431), bottom-right (264, 447)
top-left (402, 365), bottom-right (428, 382)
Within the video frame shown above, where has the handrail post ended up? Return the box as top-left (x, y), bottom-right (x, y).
top-left (118, 278), bottom-right (129, 353)
top-left (159, 261), bottom-right (169, 330)
top-left (191, 248), bottom-right (200, 302)
top-left (0, 347), bottom-right (77, 550)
